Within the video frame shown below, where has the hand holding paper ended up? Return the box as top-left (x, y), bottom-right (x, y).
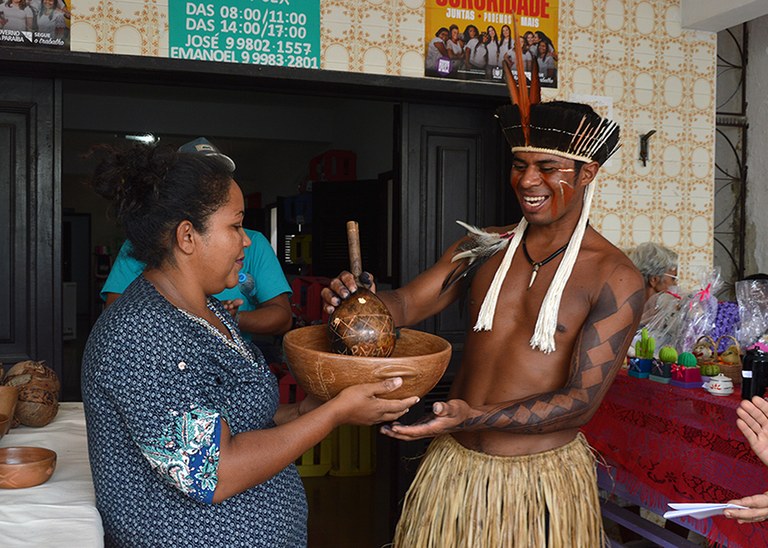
top-left (663, 502), bottom-right (747, 520)
top-left (724, 492), bottom-right (768, 523)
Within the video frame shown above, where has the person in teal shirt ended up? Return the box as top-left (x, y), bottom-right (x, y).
top-left (101, 229), bottom-right (292, 339)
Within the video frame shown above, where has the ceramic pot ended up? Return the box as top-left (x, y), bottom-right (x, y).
top-left (0, 447), bottom-right (57, 489)
top-left (703, 373), bottom-right (734, 396)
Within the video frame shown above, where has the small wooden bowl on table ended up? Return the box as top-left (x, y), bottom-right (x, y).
top-left (0, 446), bottom-right (57, 489)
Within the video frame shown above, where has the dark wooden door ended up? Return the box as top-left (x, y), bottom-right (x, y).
top-left (398, 102), bottom-right (508, 371)
top-left (0, 77), bottom-right (60, 379)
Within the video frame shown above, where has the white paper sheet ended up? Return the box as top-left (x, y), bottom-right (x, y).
top-left (663, 502), bottom-right (748, 520)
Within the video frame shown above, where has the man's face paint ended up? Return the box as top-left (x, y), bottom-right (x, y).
top-left (510, 153), bottom-right (580, 222)
top-left (553, 168), bottom-right (577, 217)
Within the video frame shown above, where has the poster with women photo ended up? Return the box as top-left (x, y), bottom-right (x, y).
top-left (424, 0), bottom-right (559, 88)
top-left (0, 0), bottom-right (71, 49)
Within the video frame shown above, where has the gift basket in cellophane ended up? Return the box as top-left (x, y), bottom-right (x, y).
top-left (630, 268), bottom-right (728, 387)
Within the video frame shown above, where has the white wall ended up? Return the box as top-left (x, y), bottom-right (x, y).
top-left (745, 15), bottom-right (768, 274)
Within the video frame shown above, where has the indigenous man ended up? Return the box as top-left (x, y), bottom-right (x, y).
top-left (322, 45), bottom-right (644, 548)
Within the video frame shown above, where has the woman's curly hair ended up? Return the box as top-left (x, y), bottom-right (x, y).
top-left (89, 144), bottom-right (233, 269)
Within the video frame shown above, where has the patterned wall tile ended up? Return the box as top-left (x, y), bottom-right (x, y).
top-left (66, 0), bottom-right (715, 285)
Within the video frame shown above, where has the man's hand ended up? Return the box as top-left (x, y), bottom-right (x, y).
top-left (737, 396), bottom-right (768, 467)
top-left (380, 399), bottom-right (475, 440)
top-left (320, 270), bottom-right (377, 316)
top-left (220, 298), bottom-right (244, 319)
top-left (725, 493), bottom-right (768, 523)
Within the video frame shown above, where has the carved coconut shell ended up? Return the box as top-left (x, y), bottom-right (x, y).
top-left (328, 288), bottom-right (396, 357)
top-left (15, 387), bottom-right (59, 427)
top-left (4, 360), bottom-right (61, 394)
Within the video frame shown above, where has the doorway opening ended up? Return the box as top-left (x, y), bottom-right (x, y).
top-left (61, 79), bottom-right (398, 402)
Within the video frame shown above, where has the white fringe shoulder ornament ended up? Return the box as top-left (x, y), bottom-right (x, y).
top-left (449, 180), bottom-right (595, 354)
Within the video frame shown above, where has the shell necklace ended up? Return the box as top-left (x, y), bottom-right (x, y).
top-left (177, 302), bottom-right (254, 362)
top-left (521, 227), bottom-right (569, 289)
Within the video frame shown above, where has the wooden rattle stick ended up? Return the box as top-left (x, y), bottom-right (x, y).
top-left (347, 220), bottom-right (362, 281)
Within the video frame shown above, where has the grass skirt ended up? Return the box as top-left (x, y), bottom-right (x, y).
top-left (393, 433), bottom-right (604, 547)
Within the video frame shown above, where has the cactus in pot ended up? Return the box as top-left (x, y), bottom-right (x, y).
top-left (636, 328), bottom-right (656, 360)
top-left (678, 352), bottom-right (698, 368)
top-left (670, 351), bottom-right (703, 388)
top-left (650, 346), bottom-right (677, 384)
top-left (629, 328), bottom-right (656, 379)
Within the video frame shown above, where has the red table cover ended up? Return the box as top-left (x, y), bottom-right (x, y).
top-left (581, 368), bottom-right (768, 546)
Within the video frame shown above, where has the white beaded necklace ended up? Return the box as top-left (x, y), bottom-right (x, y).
top-left (177, 302), bottom-right (254, 363)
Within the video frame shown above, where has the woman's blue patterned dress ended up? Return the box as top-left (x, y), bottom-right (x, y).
top-left (82, 276), bottom-right (307, 547)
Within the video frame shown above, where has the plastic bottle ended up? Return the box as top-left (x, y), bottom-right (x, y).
top-left (238, 272), bottom-right (258, 306)
top-left (742, 348), bottom-right (768, 399)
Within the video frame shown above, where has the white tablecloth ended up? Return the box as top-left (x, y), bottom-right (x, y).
top-left (0, 402), bottom-right (103, 547)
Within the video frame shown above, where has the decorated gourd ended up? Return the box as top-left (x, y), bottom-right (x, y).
top-left (2, 360), bottom-right (60, 427)
top-left (4, 360), bottom-right (60, 394)
top-left (15, 386), bottom-right (59, 427)
top-left (328, 221), bottom-right (396, 357)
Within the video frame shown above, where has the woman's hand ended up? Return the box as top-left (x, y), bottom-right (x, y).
top-left (328, 377), bottom-right (419, 426)
top-left (725, 493), bottom-right (768, 523)
top-left (320, 270), bottom-right (377, 316)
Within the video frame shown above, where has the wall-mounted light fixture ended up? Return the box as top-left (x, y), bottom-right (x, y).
top-left (639, 130), bottom-right (656, 166)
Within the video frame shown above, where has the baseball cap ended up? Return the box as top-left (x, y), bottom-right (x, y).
top-left (177, 137), bottom-right (236, 172)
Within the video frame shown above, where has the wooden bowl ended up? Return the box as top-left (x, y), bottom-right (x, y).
top-left (0, 447), bottom-right (57, 489)
top-left (0, 413), bottom-right (9, 439)
top-left (0, 385), bottom-right (19, 422)
top-left (283, 325), bottom-right (452, 401)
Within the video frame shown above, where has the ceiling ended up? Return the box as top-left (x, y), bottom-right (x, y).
top-left (682, 0), bottom-right (768, 32)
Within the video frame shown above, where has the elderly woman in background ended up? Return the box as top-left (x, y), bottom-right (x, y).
top-left (81, 144), bottom-right (418, 547)
top-left (627, 242), bottom-right (679, 302)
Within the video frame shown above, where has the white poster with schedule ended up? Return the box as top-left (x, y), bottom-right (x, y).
top-left (169, 0), bottom-right (320, 69)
